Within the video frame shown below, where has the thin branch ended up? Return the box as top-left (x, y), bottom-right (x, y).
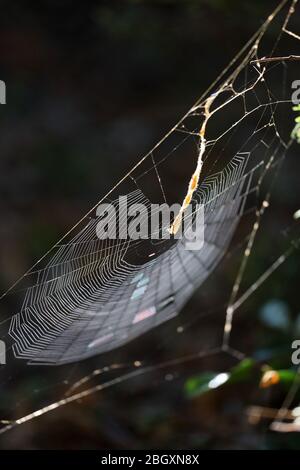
top-left (251, 55), bottom-right (300, 64)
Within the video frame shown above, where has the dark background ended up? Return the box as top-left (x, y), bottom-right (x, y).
top-left (0, 0), bottom-right (300, 450)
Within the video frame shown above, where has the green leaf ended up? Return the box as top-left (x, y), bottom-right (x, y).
top-left (277, 369), bottom-right (300, 385)
top-left (291, 106), bottom-right (300, 143)
top-left (185, 372), bottom-right (218, 398)
top-left (291, 123), bottom-right (300, 143)
top-left (228, 358), bottom-right (256, 383)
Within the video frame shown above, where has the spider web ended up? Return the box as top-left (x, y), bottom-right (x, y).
top-left (0, 0), bottom-right (299, 440)
top-left (9, 155), bottom-right (255, 365)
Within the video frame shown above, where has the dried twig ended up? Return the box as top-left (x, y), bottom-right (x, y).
top-left (251, 54), bottom-right (300, 64)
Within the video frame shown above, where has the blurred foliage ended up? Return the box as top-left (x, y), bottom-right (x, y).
top-left (291, 104), bottom-right (300, 143)
top-left (185, 358), bottom-right (300, 399)
top-left (185, 359), bottom-right (256, 398)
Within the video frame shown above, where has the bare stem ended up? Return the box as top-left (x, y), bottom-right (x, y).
top-left (251, 54), bottom-right (300, 64)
